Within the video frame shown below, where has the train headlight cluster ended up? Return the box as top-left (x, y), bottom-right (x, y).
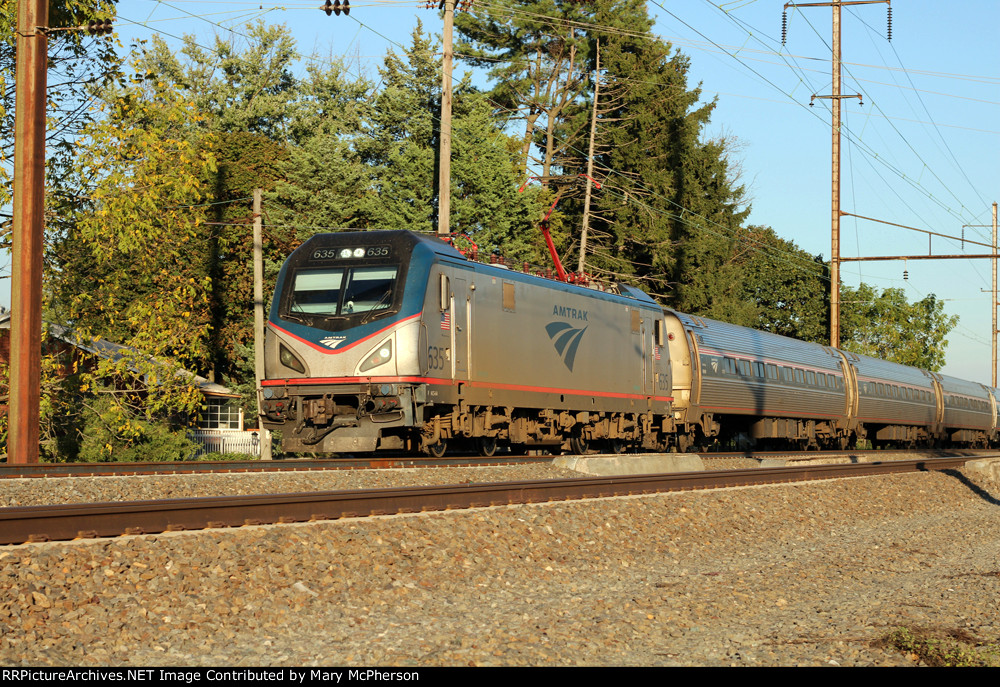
top-left (339, 247), bottom-right (367, 259)
top-left (359, 338), bottom-right (393, 372)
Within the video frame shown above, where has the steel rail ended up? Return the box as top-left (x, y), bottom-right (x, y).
top-left (0, 455), bottom-right (552, 479)
top-left (700, 448), bottom-right (998, 461)
top-left (0, 456), bottom-right (976, 546)
top-left (2, 449), bottom-right (992, 480)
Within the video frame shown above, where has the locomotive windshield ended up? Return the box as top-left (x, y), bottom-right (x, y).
top-left (290, 266), bottom-right (398, 318)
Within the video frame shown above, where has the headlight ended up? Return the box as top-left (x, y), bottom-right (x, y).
top-left (279, 343), bottom-right (306, 374)
top-left (359, 338), bottom-right (392, 372)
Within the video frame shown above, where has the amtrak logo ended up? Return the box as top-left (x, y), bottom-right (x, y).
top-left (546, 322), bottom-right (588, 371)
top-left (320, 336), bottom-right (347, 349)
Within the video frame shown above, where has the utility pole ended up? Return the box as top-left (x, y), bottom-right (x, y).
top-left (993, 202), bottom-right (997, 387)
top-left (579, 40), bottom-right (600, 275)
top-left (437, 0), bottom-right (455, 237)
top-left (9, 0), bottom-right (49, 464)
top-left (253, 189), bottom-right (272, 460)
top-left (783, 0), bottom-right (889, 348)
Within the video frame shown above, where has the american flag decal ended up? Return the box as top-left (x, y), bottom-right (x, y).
top-left (654, 345), bottom-right (661, 360)
top-left (440, 312), bottom-right (451, 330)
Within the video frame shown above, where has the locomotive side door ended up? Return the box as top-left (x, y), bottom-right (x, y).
top-left (452, 276), bottom-right (469, 379)
top-left (641, 317), bottom-right (648, 395)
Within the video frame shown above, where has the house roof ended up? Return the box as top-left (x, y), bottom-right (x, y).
top-left (1, 311), bottom-right (238, 398)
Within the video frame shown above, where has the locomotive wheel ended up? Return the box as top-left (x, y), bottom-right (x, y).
top-left (476, 436), bottom-right (498, 457)
top-left (425, 440), bottom-right (447, 458)
top-left (569, 436), bottom-right (589, 455)
top-left (608, 439), bottom-right (626, 454)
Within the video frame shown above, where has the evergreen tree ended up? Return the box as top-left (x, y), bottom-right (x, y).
top-left (454, 0), bottom-right (595, 178)
top-left (573, 9), bottom-right (750, 311)
top-left (357, 25), bottom-right (441, 233)
top-left (136, 22), bottom-right (299, 139)
top-left (360, 24), bottom-right (544, 254)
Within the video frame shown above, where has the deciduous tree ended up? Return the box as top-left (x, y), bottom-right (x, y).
top-left (840, 284), bottom-right (957, 371)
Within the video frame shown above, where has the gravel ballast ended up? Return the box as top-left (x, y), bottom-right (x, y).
top-left (2, 464), bottom-right (999, 667)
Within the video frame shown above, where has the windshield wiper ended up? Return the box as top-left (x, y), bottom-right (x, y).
top-left (362, 289), bottom-right (393, 324)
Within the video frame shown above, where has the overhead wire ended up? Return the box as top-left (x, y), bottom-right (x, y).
top-left (112, 0), bottom-right (949, 288)
top-left (700, 0), bottom-right (994, 323)
top-left (85, 2), bottom-right (996, 346)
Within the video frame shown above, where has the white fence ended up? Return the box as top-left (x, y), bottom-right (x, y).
top-left (189, 430), bottom-right (262, 458)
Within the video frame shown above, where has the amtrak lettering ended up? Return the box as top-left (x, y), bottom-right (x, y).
top-left (545, 321), bottom-right (588, 372)
top-left (552, 305), bottom-right (588, 321)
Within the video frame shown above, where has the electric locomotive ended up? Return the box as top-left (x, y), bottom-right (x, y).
top-left (260, 230), bottom-right (675, 455)
top-left (261, 229), bottom-right (1000, 455)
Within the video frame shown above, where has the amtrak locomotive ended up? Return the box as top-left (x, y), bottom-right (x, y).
top-left (260, 230), bottom-right (1000, 455)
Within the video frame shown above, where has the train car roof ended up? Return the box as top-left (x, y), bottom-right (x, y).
top-left (293, 230), bottom-right (662, 308)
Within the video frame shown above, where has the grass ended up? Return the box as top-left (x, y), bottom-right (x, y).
top-left (878, 627), bottom-right (1000, 667)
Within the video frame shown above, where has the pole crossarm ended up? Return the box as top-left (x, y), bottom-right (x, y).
top-left (842, 211), bottom-right (996, 250)
top-left (840, 254), bottom-right (999, 262)
top-left (785, 1), bottom-right (888, 7)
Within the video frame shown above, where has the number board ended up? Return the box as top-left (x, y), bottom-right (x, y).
top-left (309, 245), bottom-right (392, 261)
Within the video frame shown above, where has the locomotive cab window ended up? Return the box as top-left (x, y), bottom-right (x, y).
top-left (289, 266), bottom-right (398, 318)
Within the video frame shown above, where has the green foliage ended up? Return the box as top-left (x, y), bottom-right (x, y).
top-left (0, 0), bottom-right (121, 254)
top-left (357, 24), bottom-right (545, 251)
top-left (202, 131), bottom-right (289, 384)
top-left (196, 451), bottom-right (258, 462)
top-left (841, 283), bottom-right (958, 371)
top-left (136, 22), bottom-right (299, 139)
top-left (576, 15), bottom-right (750, 309)
top-left (454, 0), bottom-right (598, 177)
top-left (881, 627), bottom-right (1000, 667)
top-left (731, 226), bottom-right (830, 343)
top-left (357, 24), bottom-right (441, 233)
top-left (28, 10), bottom-right (963, 465)
top-left (44, 70), bottom-right (217, 460)
top-left (71, 391), bottom-right (199, 463)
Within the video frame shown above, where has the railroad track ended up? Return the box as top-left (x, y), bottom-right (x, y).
top-left (0, 447), bottom-right (992, 480)
top-left (0, 454), bottom-right (985, 546)
top-left (0, 454), bottom-right (553, 479)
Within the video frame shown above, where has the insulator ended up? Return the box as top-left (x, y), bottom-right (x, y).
top-left (903, 269), bottom-right (908, 281)
top-left (321, 0), bottom-right (348, 16)
top-left (781, 11), bottom-right (787, 45)
top-left (962, 227), bottom-right (965, 249)
top-left (887, 6), bottom-right (892, 41)
top-left (86, 19), bottom-right (113, 35)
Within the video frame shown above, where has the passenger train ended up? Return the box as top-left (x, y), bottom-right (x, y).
top-left (260, 230), bottom-right (999, 455)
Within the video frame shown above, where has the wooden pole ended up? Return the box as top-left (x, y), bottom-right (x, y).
top-left (8, 0), bottom-right (49, 464)
top-left (437, 0), bottom-right (455, 237)
top-left (993, 201), bottom-right (997, 387)
top-left (253, 189), bottom-right (272, 460)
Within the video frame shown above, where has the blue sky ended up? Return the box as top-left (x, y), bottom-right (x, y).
top-left (4, 0), bottom-right (998, 382)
